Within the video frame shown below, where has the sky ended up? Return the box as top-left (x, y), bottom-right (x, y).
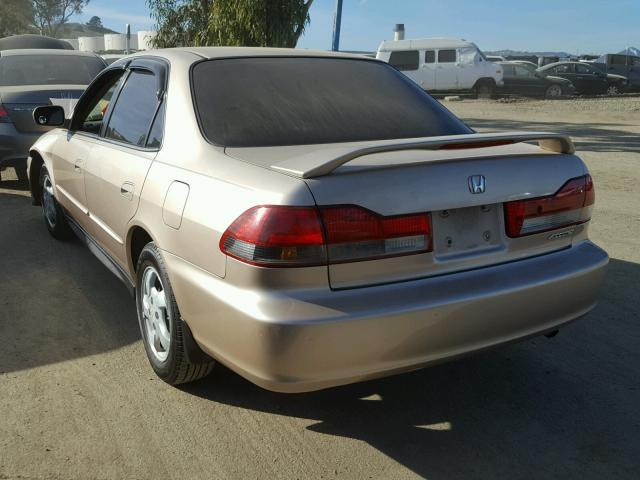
top-left (71, 0), bottom-right (639, 54)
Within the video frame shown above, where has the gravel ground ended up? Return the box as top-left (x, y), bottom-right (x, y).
top-left (1, 97), bottom-right (639, 480)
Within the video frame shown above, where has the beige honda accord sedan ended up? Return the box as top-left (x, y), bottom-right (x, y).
top-left (27, 48), bottom-right (608, 392)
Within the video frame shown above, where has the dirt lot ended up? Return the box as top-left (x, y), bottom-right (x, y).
top-left (1, 97), bottom-right (639, 480)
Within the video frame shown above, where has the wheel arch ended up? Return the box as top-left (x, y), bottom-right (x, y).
top-left (28, 150), bottom-right (46, 205)
top-left (127, 224), bottom-right (156, 277)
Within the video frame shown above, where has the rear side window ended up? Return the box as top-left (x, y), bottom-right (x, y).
top-left (424, 50), bottom-right (435, 63)
top-left (552, 64), bottom-right (572, 74)
top-left (438, 50), bottom-right (457, 63)
top-left (105, 70), bottom-right (159, 147)
top-left (389, 50), bottom-right (419, 71)
top-left (191, 57), bottom-right (472, 147)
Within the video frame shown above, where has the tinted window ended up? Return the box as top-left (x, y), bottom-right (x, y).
top-left (438, 50), bottom-right (456, 63)
top-left (78, 73), bottom-right (126, 135)
top-left (146, 101), bottom-right (165, 149)
top-left (425, 50), bottom-right (435, 63)
top-left (514, 65), bottom-right (534, 77)
top-left (502, 65), bottom-right (515, 76)
top-left (105, 71), bottom-right (159, 147)
top-left (192, 57), bottom-right (472, 147)
top-left (575, 64), bottom-right (594, 74)
top-left (610, 55), bottom-right (627, 65)
top-left (389, 50), bottom-right (419, 71)
top-left (552, 64), bottom-right (572, 74)
top-left (0, 55), bottom-right (105, 86)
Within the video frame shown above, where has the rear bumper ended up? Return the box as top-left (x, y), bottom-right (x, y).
top-left (0, 124), bottom-right (39, 170)
top-left (166, 241), bottom-right (608, 393)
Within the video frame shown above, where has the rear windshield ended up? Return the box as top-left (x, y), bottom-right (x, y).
top-left (0, 55), bottom-right (105, 86)
top-left (191, 57), bottom-right (472, 147)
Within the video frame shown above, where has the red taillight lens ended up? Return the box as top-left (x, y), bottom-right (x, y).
top-left (504, 174), bottom-right (594, 237)
top-left (220, 205), bottom-right (432, 267)
top-left (220, 206), bottom-right (326, 267)
top-left (0, 104), bottom-right (11, 124)
top-left (321, 206), bottom-right (432, 263)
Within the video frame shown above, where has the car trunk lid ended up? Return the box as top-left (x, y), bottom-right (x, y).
top-left (226, 133), bottom-right (588, 289)
top-left (0, 85), bottom-right (84, 133)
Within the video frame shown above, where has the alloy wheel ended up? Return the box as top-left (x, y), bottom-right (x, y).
top-left (141, 266), bottom-right (171, 362)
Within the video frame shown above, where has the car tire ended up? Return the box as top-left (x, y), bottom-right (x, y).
top-left (606, 84), bottom-right (621, 95)
top-left (545, 84), bottom-right (563, 98)
top-left (39, 165), bottom-right (73, 240)
top-left (136, 242), bottom-right (215, 385)
top-left (474, 81), bottom-right (494, 99)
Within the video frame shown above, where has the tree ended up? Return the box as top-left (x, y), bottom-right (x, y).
top-left (208, 0), bottom-right (313, 48)
top-left (0, 0), bottom-right (34, 38)
top-left (147, 0), bottom-right (313, 48)
top-left (147, 0), bottom-right (212, 47)
top-left (32, 0), bottom-right (90, 36)
top-left (86, 15), bottom-right (102, 28)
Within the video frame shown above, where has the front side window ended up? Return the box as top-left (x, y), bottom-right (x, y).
top-left (459, 47), bottom-right (479, 65)
top-left (105, 70), bottom-right (159, 147)
top-left (388, 50), bottom-right (419, 71)
top-left (191, 57), bottom-right (472, 147)
top-left (0, 55), bottom-right (105, 86)
top-left (502, 65), bottom-right (515, 76)
top-left (514, 65), bottom-right (534, 77)
top-left (438, 49), bottom-right (457, 63)
top-left (77, 72), bottom-right (126, 135)
top-left (552, 64), bottom-right (572, 74)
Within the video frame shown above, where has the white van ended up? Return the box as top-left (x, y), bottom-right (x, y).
top-left (376, 38), bottom-right (503, 96)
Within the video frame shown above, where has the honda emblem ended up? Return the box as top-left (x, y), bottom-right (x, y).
top-left (468, 175), bottom-right (486, 194)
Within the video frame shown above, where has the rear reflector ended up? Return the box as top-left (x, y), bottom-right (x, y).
top-left (220, 205), bottom-right (432, 267)
top-left (0, 104), bottom-right (11, 124)
top-left (504, 174), bottom-right (594, 237)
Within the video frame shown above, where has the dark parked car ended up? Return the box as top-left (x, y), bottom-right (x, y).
top-left (498, 62), bottom-right (575, 98)
top-left (537, 61), bottom-right (627, 95)
top-left (0, 49), bottom-right (106, 180)
top-left (591, 54), bottom-right (640, 92)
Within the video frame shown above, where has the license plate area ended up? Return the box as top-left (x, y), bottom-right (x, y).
top-left (432, 204), bottom-right (504, 259)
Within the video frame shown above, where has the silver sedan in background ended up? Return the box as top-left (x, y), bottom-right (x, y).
top-left (0, 49), bottom-right (105, 180)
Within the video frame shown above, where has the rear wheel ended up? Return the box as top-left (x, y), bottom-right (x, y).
top-left (39, 165), bottom-right (72, 239)
top-left (545, 84), bottom-right (563, 98)
top-left (136, 242), bottom-right (215, 385)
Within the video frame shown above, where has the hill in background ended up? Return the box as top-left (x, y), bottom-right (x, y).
top-left (55, 22), bottom-right (118, 39)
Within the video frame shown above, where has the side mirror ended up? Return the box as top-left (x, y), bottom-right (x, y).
top-left (33, 105), bottom-right (65, 127)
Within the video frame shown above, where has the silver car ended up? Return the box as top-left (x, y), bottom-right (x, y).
top-left (27, 48), bottom-right (608, 392)
top-left (0, 49), bottom-right (105, 180)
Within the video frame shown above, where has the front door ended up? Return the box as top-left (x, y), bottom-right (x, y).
top-left (52, 72), bottom-right (127, 229)
top-left (435, 49), bottom-right (458, 90)
top-left (84, 68), bottom-right (164, 267)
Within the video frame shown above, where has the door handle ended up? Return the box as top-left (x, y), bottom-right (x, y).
top-left (120, 182), bottom-right (134, 200)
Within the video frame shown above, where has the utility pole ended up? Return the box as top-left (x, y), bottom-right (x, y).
top-left (332, 0), bottom-right (343, 51)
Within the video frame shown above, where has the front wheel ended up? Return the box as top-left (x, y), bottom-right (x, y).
top-left (136, 242), bottom-right (214, 385)
top-left (39, 165), bottom-right (72, 239)
top-left (545, 84), bottom-right (563, 98)
top-left (606, 84), bottom-right (621, 95)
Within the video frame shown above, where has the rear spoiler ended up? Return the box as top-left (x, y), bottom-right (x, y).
top-left (270, 132), bottom-right (575, 179)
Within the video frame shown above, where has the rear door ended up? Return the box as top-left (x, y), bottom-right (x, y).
top-left (388, 50), bottom-right (422, 86)
top-left (84, 60), bottom-right (166, 266)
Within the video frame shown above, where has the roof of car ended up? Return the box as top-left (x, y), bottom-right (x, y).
top-left (378, 37), bottom-right (475, 51)
top-left (538, 61), bottom-right (585, 69)
top-left (0, 48), bottom-right (103, 58)
top-left (135, 47), bottom-right (378, 62)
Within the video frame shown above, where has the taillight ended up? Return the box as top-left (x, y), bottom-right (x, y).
top-left (0, 104), bottom-right (11, 124)
top-left (321, 206), bottom-right (432, 263)
top-left (504, 174), bottom-right (594, 237)
top-left (220, 205), bottom-right (432, 267)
